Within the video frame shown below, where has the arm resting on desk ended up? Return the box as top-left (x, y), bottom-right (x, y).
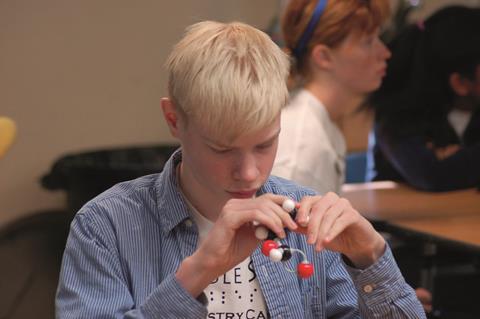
top-left (376, 133), bottom-right (480, 191)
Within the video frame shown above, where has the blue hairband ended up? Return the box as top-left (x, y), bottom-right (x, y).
top-left (292, 0), bottom-right (328, 60)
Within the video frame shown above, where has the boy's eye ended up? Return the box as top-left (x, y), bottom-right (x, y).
top-left (210, 146), bottom-right (232, 154)
top-left (257, 142), bottom-right (274, 150)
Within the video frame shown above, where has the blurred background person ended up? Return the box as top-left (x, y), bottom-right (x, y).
top-left (365, 7), bottom-right (480, 316)
top-left (272, 0), bottom-right (391, 195)
top-left (271, 1), bottom-right (443, 312)
top-left (368, 5), bottom-right (480, 192)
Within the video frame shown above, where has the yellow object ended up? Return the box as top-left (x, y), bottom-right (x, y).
top-left (0, 117), bottom-right (16, 158)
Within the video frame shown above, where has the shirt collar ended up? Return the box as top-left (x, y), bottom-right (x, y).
top-left (154, 149), bottom-right (301, 233)
top-left (154, 148), bottom-right (192, 233)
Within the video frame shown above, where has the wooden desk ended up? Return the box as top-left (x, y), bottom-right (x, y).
top-left (343, 182), bottom-right (480, 304)
top-left (390, 215), bottom-right (480, 251)
top-left (342, 181), bottom-right (480, 221)
top-left (343, 181), bottom-right (480, 251)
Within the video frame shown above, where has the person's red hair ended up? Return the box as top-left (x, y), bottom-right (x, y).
top-left (282, 0), bottom-right (390, 81)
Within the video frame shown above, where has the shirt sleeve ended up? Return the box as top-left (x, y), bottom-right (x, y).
top-left (376, 130), bottom-right (480, 191)
top-left (55, 207), bottom-right (208, 319)
top-left (342, 245), bottom-right (426, 318)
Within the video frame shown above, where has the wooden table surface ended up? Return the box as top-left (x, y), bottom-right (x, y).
top-left (391, 214), bottom-right (480, 248)
top-left (342, 181), bottom-right (480, 221)
top-left (342, 181), bottom-right (480, 248)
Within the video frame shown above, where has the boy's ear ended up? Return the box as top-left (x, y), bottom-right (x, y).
top-left (161, 97), bottom-right (181, 137)
top-left (311, 44), bottom-right (333, 70)
top-left (449, 72), bottom-right (472, 96)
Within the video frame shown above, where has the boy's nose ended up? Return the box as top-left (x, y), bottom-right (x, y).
top-left (233, 154), bottom-right (259, 182)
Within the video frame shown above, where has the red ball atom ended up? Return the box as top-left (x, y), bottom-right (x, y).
top-left (261, 240), bottom-right (279, 256)
top-left (297, 262), bottom-right (314, 278)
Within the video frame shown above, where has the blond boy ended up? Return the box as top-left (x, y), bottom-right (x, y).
top-left (56, 21), bottom-right (424, 318)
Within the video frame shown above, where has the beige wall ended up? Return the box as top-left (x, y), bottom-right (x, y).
top-left (2, 0), bottom-right (479, 224)
top-left (0, 0), bottom-right (279, 224)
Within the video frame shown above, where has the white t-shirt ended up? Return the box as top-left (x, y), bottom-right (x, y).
top-left (273, 89), bottom-right (346, 195)
top-left (179, 186), bottom-right (269, 319)
top-left (448, 108), bottom-right (472, 139)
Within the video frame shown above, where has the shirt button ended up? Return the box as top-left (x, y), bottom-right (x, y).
top-left (363, 284), bottom-right (374, 293)
top-left (184, 219), bottom-right (193, 227)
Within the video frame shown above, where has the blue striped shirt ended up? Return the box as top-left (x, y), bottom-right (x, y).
top-left (56, 150), bottom-right (425, 318)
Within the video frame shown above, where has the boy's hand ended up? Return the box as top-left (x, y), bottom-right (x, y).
top-left (294, 192), bottom-right (385, 269)
top-left (196, 193), bottom-right (298, 272)
top-left (176, 193), bottom-right (297, 297)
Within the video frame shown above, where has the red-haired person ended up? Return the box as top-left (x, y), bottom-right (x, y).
top-left (273, 0), bottom-right (390, 195)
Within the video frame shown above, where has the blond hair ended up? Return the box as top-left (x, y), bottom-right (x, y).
top-left (166, 21), bottom-right (290, 142)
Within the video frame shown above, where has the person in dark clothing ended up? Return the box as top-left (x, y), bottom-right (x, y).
top-left (368, 5), bottom-right (480, 192)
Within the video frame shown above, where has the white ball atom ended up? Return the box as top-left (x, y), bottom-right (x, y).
top-left (282, 199), bottom-right (295, 212)
top-left (255, 226), bottom-right (269, 240)
top-left (269, 248), bottom-right (283, 262)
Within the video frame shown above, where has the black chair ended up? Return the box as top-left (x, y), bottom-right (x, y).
top-left (41, 144), bottom-right (179, 215)
top-left (0, 210), bottom-right (70, 319)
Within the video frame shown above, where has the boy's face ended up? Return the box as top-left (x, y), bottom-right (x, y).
top-left (163, 99), bottom-right (281, 219)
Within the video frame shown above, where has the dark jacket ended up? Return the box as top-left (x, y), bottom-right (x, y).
top-left (371, 109), bottom-right (480, 191)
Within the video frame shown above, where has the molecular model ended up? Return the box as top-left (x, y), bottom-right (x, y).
top-left (255, 199), bottom-right (313, 279)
